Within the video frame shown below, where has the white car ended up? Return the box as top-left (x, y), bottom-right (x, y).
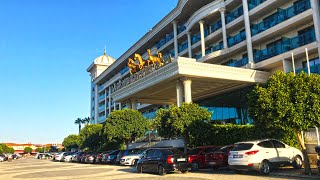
top-left (64, 153), bottom-right (75, 162)
top-left (54, 152), bottom-right (69, 162)
top-left (228, 139), bottom-right (303, 175)
top-left (120, 150), bottom-right (146, 166)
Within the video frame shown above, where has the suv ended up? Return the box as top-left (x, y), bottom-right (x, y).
top-left (187, 146), bottom-right (218, 171)
top-left (228, 139), bottom-right (303, 175)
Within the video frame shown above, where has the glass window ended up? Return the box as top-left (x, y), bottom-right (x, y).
top-left (272, 140), bottom-right (285, 148)
top-left (232, 143), bottom-right (253, 151)
top-left (187, 148), bottom-right (201, 155)
top-left (146, 150), bottom-right (155, 158)
top-left (153, 150), bottom-right (162, 158)
top-left (257, 141), bottom-right (274, 148)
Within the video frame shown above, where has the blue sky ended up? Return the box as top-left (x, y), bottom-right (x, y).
top-left (0, 0), bottom-right (177, 144)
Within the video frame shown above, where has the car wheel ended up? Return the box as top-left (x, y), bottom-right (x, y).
top-left (191, 162), bottom-right (199, 171)
top-left (136, 164), bottom-right (143, 173)
top-left (158, 165), bottom-right (166, 176)
top-left (132, 159), bottom-right (138, 167)
top-left (181, 170), bottom-right (188, 173)
top-left (259, 160), bottom-right (270, 175)
top-left (293, 155), bottom-right (303, 169)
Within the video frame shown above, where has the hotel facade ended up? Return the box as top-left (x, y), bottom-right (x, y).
top-left (87, 0), bottom-right (320, 125)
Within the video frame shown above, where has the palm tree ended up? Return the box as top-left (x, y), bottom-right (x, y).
top-left (83, 117), bottom-right (90, 125)
top-left (74, 118), bottom-right (83, 134)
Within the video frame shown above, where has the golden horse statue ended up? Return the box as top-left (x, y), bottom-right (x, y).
top-left (127, 58), bottom-right (140, 74)
top-left (147, 49), bottom-right (164, 66)
top-left (134, 53), bottom-right (148, 69)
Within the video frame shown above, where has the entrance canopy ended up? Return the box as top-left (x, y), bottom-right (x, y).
top-left (112, 57), bottom-right (270, 105)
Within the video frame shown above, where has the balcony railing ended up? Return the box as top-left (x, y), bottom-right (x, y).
top-left (205, 42), bottom-right (224, 55)
top-left (98, 85), bottom-right (104, 91)
top-left (254, 29), bottom-right (316, 63)
top-left (193, 54), bottom-right (202, 60)
top-left (226, 6), bottom-right (243, 24)
top-left (169, 49), bottom-right (175, 57)
top-left (156, 32), bottom-right (174, 49)
top-left (98, 115), bottom-right (106, 122)
top-left (296, 63), bottom-right (320, 74)
top-left (227, 56), bottom-right (249, 67)
top-left (211, 20), bottom-right (222, 33)
top-left (178, 24), bottom-right (186, 34)
top-left (98, 94), bottom-right (105, 101)
top-left (192, 32), bottom-right (201, 45)
top-left (120, 67), bottom-right (129, 75)
top-left (178, 40), bottom-right (188, 53)
top-left (227, 31), bottom-right (246, 47)
top-left (248, 0), bottom-right (266, 10)
top-left (251, 0), bottom-right (311, 36)
top-left (98, 105), bottom-right (105, 112)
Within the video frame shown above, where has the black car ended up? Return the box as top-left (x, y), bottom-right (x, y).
top-left (136, 148), bottom-right (190, 175)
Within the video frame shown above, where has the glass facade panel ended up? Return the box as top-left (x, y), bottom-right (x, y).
top-left (226, 6), bottom-right (243, 24)
top-left (248, 0), bottom-right (266, 10)
top-left (196, 86), bottom-right (254, 125)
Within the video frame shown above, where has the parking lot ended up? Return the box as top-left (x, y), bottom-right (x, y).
top-left (0, 157), bottom-right (316, 180)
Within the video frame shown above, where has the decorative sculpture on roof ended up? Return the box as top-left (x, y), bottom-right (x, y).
top-left (127, 49), bottom-right (165, 74)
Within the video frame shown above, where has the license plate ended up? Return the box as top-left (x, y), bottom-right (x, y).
top-left (209, 162), bottom-right (216, 165)
top-left (177, 158), bottom-right (186, 162)
top-left (233, 155), bottom-right (243, 158)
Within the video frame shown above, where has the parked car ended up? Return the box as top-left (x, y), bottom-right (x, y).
top-left (116, 149), bottom-right (142, 165)
top-left (120, 149), bottom-right (146, 166)
top-left (228, 139), bottom-right (303, 175)
top-left (72, 152), bottom-right (85, 163)
top-left (102, 150), bottom-right (120, 164)
top-left (54, 152), bottom-right (70, 162)
top-left (136, 148), bottom-right (190, 175)
top-left (85, 152), bottom-right (98, 164)
top-left (205, 145), bottom-right (234, 169)
top-left (187, 146), bottom-right (218, 171)
top-left (0, 154), bottom-right (6, 162)
top-left (64, 152), bottom-right (76, 162)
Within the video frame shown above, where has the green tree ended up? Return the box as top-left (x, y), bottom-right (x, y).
top-left (104, 109), bottom-right (148, 148)
top-left (83, 117), bottom-right (90, 125)
top-left (248, 71), bottom-right (320, 175)
top-left (0, 146), bottom-right (3, 154)
top-left (0, 144), bottom-right (14, 154)
top-left (74, 117), bottom-right (84, 134)
top-left (62, 134), bottom-right (80, 151)
top-left (24, 147), bottom-right (33, 154)
top-left (79, 124), bottom-right (103, 151)
top-left (154, 103), bottom-right (211, 153)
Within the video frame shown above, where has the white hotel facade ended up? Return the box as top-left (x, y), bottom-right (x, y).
top-left (87, 0), bottom-right (320, 125)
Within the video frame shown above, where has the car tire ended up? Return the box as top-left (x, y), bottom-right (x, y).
top-left (191, 162), bottom-right (199, 171)
top-left (293, 155), bottom-right (303, 169)
top-left (136, 164), bottom-right (143, 173)
top-left (181, 170), bottom-right (188, 173)
top-left (132, 159), bottom-right (138, 167)
top-left (259, 160), bottom-right (271, 175)
top-left (158, 165), bottom-right (166, 176)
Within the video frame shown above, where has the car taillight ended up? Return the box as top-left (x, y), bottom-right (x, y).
top-left (245, 150), bottom-right (259, 155)
top-left (167, 156), bottom-right (174, 164)
top-left (188, 156), bottom-right (191, 163)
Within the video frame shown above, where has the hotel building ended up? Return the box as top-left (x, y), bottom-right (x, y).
top-left (87, 0), bottom-right (320, 125)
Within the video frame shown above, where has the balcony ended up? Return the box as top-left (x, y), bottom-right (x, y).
top-left (248, 0), bottom-right (266, 10)
top-left (227, 56), bottom-right (249, 67)
top-left (178, 40), bottom-right (188, 53)
top-left (227, 31), bottom-right (246, 47)
top-left (98, 115), bottom-right (106, 122)
top-left (192, 32), bottom-right (201, 45)
top-left (206, 42), bottom-right (224, 55)
top-left (156, 32), bottom-right (174, 49)
top-left (254, 29), bottom-right (316, 63)
top-left (211, 20), bottom-right (222, 33)
top-left (120, 67), bottom-right (129, 75)
top-left (98, 85), bottom-right (104, 91)
top-left (178, 24), bottom-right (186, 34)
top-left (169, 49), bottom-right (175, 57)
top-left (296, 63), bottom-right (320, 74)
top-left (226, 6), bottom-right (243, 24)
top-left (98, 105), bottom-right (105, 112)
top-left (193, 54), bottom-right (202, 60)
top-left (98, 94), bottom-right (105, 102)
top-left (251, 0), bottom-right (311, 36)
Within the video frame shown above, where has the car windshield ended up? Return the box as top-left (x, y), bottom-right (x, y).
top-left (232, 143), bottom-right (254, 151)
top-left (187, 148), bottom-right (201, 155)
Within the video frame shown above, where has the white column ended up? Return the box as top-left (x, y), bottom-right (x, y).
top-left (113, 102), bottom-right (116, 111)
top-left (242, 0), bottom-right (254, 65)
top-left (119, 103), bottom-right (122, 110)
top-left (131, 99), bottom-right (137, 110)
top-left (219, 7), bottom-right (228, 49)
top-left (126, 100), bottom-right (132, 109)
top-left (199, 20), bottom-right (206, 57)
top-left (176, 80), bottom-right (184, 107)
top-left (108, 86), bottom-right (112, 115)
top-left (173, 21), bottom-right (179, 59)
top-left (187, 32), bottom-right (192, 58)
top-left (94, 84), bottom-right (99, 124)
top-left (311, 0), bottom-right (320, 54)
top-left (181, 77), bottom-right (192, 103)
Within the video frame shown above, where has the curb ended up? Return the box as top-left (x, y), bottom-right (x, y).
top-left (270, 172), bottom-right (320, 179)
